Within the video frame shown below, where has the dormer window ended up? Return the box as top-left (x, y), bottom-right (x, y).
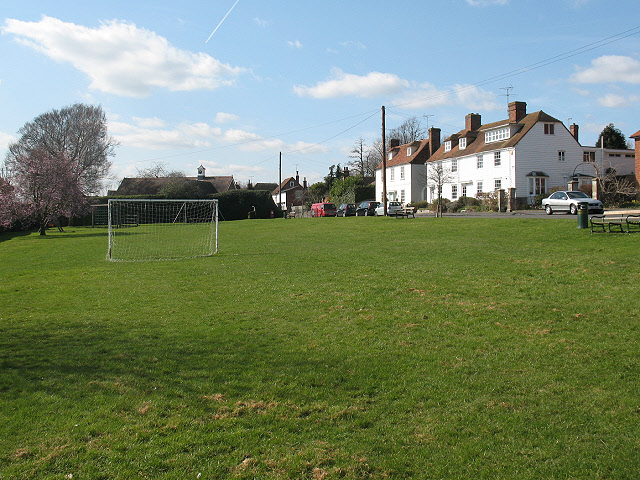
top-left (485, 127), bottom-right (510, 143)
top-left (407, 146), bottom-right (413, 156)
top-left (459, 138), bottom-right (467, 150)
top-left (444, 141), bottom-right (452, 152)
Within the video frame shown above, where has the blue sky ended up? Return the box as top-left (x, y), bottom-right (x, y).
top-left (1, 0), bottom-right (639, 191)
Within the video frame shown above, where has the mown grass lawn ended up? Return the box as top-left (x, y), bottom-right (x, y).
top-left (1, 216), bottom-right (639, 479)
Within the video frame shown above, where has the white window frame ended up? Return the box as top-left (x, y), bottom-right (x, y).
top-left (390, 168), bottom-right (395, 181)
top-left (485, 127), bottom-right (510, 143)
top-left (400, 166), bottom-right (405, 180)
top-left (494, 179), bottom-right (502, 191)
top-left (459, 137), bottom-right (467, 150)
top-left (462, 185), bottom-right (467, 197)
top-left (444, 141), bottom-right (452, 152)
top-left (494, 151), bottom-right (501, 167)
top-left (477, 155), bottom-right (483, 169)
top-left (400, 189), bottom-right (405, 203)
top-left (544, 123), bottom-right (555, 135)
top-left (451, 185), bottom-right (458, 200)
top-left (528, 177), bottom-right (547, 196)
top-left (451, 159), bottom-right (458, 172)
top-left (407, 146), bottom-right (413, 156)
top-left (558, 151), bottom-right (566, 162)
top-left (477, 181), bottom-right (483, 194)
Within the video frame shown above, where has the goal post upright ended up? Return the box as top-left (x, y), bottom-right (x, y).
top-left (107, 198), bottom-right (219, 261)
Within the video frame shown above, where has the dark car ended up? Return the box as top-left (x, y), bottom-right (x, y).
top-left (336, 203), bottom-right (356, 217)
top-left (355, 200), bottom-right (380, 216)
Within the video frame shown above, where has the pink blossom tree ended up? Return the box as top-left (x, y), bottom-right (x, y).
top-left (0, 177), bottom-right (24, 229)
top-left (8, 150), bottom-right (88, 235)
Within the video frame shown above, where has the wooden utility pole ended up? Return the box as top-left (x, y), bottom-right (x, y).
top-left (382, 106), bottom-right (387, 215)
top-left (278, 152), bottom-right (282, 211)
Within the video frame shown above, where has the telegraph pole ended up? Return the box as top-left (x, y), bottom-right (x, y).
top-left (278, 152), bottom-right (282, 210)
top-left (382, 106), bottom-right (387, 215)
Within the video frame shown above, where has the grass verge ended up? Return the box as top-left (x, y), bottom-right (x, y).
top-left (1, 216), bottom-right (639, 479)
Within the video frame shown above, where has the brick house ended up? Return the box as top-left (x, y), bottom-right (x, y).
top-left (272, 172), bottom-right (307, 210)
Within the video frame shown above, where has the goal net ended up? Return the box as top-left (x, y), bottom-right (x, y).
top-left (107, 199), bottom-right (218, 261)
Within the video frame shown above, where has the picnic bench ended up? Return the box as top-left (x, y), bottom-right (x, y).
top-left (590, 214), bottom-right (640, 233)
top-left (394, 206), bottom-right (416, 218)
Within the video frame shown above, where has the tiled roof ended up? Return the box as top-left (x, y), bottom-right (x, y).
top-left (376, 138), bottom-right (432, 170)
top-left (429, 110), bottom-right (561, 163)
top-left (185, 175), bottom-right (236, 192)
top-left (115, 175), bottom-right (236, 195)
top-left (630, 129), bottom-right (640, 139)
top-left (272, 177), bottom-right (303, 195)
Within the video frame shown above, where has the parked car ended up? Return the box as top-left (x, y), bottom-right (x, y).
top-left (336, 203), bottom-right (356, 217)
top-left (374, 201), bottom-right (403, 216)
top-left (541, 191), bottom-right (604, 215)
top-left (311, 202), bottom-right (337, 217)
top-left (355, 200), bottom-right (380, 216)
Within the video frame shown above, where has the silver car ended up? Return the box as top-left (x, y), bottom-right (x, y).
top-left (374, 201), bottom-right (403, 216)
top-left (541, 191), bottom-right (604, 215)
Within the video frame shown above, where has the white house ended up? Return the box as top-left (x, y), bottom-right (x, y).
top-left (426, 101), bottom-right (586, 207)
top-left (375, 128), bottom-right (441, 204)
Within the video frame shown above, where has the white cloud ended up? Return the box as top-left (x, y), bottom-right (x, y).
top-left (466, 0), bottom-right (509, 6)
top-left (215, 112), bottom-right (239, 123)
top-left (2, 16), bottom-right (246, 97)
top-left (109, 118), bottom-right (326, 155)
top-left (571, 55), bottom-right (640, 84)
top-left (293, 68), bottom-right (410, 99)
top-left (453, 84), bottom-right (501, 111)
top-left (288, 40), bottom-right (303, 49)
top-left (339, 41), bottom-right (366, 50)
top-left (391, 82), bottom-right (500, 111)
top-left (0, 131), bottom-right (15, 151)
top-left (254, 17), bottom-right (268, 28)
top-left (133, 117), bottom-right (166, 128)
top-left (597, 93), bottom-right (640, 108)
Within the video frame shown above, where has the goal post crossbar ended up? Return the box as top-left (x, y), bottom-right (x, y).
top-left (107, 199), bottom-right (218, 261)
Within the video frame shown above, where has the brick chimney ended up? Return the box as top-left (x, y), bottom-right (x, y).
top-left (508, 101), bottom-right (527, 123)
top-left (428, 127), bottom-right (441, 156)
top-left (465, 113), bottom-right (481, 131)
top-left (570, 124), bottom-right (579, 143)
top-left (390, 138), bottom-right (400, 148)
top-left (632, 130), bottom-right (640, 194)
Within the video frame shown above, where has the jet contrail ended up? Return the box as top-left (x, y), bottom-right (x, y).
top-left (206, 0), bottom-right (241, 43)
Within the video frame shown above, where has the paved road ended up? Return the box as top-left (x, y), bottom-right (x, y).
top-left (415, 209), bottom-right (638, 219)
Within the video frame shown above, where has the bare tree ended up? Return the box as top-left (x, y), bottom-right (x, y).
top-left (426, 161), bottom-right (454, 217)
top-left (136, 162), bottom-right (186, 178)
top-left (348, 138), bottom-right (379, 178)
top-left (388, 117), bottom-right (427, 145)
top-left (5, 104), bottom-right (118, 195)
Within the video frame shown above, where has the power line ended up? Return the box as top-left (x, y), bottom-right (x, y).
top-left (116, 24), bottom-right (640, 169)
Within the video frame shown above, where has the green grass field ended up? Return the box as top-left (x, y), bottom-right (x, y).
top-left (1, 216), bottom-right (639, 479)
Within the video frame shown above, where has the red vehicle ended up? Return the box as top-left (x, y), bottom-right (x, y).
top-left (311, 202), bottom-right (337, 217)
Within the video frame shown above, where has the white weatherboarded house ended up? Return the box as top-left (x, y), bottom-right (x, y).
top-left (426, 102), bottom-right (584, 207)
top-left (375, 129), bottom-right (441, 204)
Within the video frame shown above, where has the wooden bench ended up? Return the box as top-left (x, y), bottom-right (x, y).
top-left (394, 206), bottom-right (416, 218)
top-left (590, 214), bottom-right (639, 233)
